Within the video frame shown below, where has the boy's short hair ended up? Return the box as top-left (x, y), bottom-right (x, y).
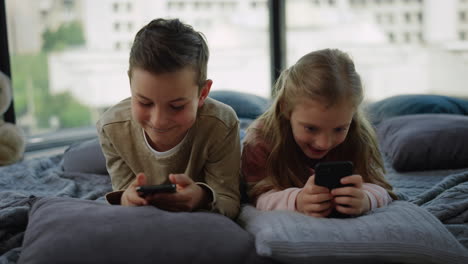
top-left (128, 18), bottom-right (209, 91)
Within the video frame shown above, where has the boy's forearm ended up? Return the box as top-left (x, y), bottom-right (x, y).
top-left (214, 195), bottom-right (241, 219)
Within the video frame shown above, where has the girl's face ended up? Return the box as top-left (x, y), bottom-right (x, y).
top-left (130, 67), bottom-right (211, 152)
top-left (289, 98), bottom-right (355, 160)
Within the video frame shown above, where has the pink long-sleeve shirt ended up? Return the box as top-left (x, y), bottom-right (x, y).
top-left (241, 126), bottom-right (393, 212)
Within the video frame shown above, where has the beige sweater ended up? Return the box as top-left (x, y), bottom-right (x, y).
top-left (96, 97), bottom-right (241, 219)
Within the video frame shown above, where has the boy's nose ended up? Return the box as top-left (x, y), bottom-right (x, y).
top-left (150, 108), bottom-right (169, 128)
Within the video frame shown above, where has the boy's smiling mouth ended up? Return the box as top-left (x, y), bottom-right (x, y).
top-left (149, 126), bottom-right (174, 133)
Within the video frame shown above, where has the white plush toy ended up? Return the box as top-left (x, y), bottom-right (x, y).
top-left (0, 71), bottom-right (25, 165)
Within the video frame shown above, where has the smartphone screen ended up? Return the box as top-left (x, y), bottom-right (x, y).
top-left (314, 161), bottom-right (354, 189)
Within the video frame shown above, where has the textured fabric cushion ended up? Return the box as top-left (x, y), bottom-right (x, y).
top-left (210, 90), bottom-right (270, 120)
top-left (238, 201), bottom-right (468, 264)
top-left (63, 137), bottom-right (108, 175)
top-left (18, 197), bottom-right (263, 264)
top-left (377, 114), bottom-right (468, 172)
top-left (367, 94), bottom-right (468, 125)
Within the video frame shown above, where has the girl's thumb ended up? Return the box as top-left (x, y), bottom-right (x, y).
top-left (306, 175), bottom-right (315, 186)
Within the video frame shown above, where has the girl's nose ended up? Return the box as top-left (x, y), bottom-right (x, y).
top-left (315, 133), bottom-right (332, 150)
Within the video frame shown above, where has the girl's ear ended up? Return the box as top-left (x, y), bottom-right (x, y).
top-left (198, 79), bottom-right (212, 108)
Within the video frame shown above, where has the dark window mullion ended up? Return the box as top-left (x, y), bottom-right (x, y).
top-left (269, 0), bottom-right (286, 96)
top-left (0, 0), bottom-right (15, 124)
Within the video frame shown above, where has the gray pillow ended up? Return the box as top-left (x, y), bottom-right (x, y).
top-left (210, 90), bottom-right (270, 120)
top-left (238, 201), bottom-right (468, 264)
top-left (18, 197), bottom-right (264, 264)
top-left (366, 94), bottom-right (468, 125)
top-left (377, 114), bottom-right (468, 172)
top-left (63, 137), bottom-right (108, 175)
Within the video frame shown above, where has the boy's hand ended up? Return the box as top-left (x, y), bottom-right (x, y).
top-left (146, 174), bottom-right (210, 212)
top-left (331, 175), bottom-right (370, 216)
top-left (121, 173), bottom-right (149, 206)
top-left (296, 175), bottom-right (333, 218)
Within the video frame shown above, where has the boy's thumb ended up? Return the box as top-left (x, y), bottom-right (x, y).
top-left (136, 173), bottom-right (147, 186)
top-left (169, 174), bottom-right (191, 187)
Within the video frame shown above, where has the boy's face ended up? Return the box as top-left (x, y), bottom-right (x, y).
top-left (289, 98), bottom-right (354, 160)
top-left (130, 67), bottom-right (211, 152)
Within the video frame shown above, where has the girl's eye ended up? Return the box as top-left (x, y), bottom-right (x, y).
top-left (171, 105), bottom-right (185, 111)
top-left (305, 126), bottom-right (317, 132)
top-left (334, 127), bottom-right (348, 133)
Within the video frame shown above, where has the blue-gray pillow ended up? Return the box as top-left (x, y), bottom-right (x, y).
top-left (18, 197), bottom-right (264, 264)
top-left (238, 202), bottom-right (468, 264)
top-left (63, 137), bottom-right (108, 175)
top-left (377, 114), bottom-right (468, 172)
top-left (367, 94), bottom-right (468, 125)
top-left (210, 90), bottom-right (270, 120)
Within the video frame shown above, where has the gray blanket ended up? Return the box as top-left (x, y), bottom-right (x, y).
top-left (409, 171), bottom-right (468, 248)
top-left (0, 155), bottom-right (111, 264)
top-left (0, 154), bottom-right (467, 263)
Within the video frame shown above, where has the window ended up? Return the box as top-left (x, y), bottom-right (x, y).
top-left (460, 31), bottom-right (466, 41)
top-left (286, 0), bottom-right (468, 101)
top-left (460, 11), bottom-right (466, 22)
top-left (417, 12), bottom-right (423, 23)
top-left (404, 32), bottom-right (411, 42)
top-left (417, 31), bottom-right (423, 42)
top-left (388, 32), bottom-right (395, 42)
top-left (388, 13), bottom-right (395, 24)
top-left (376, 13), bottom-right (382, 24)
top-left (5, 0), bottom-right (270, 140)
top-left (404, 12), bottom-right (411, 23)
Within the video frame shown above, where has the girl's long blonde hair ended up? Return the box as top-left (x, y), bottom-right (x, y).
top-left (248, 49), bottom-right (397, 200)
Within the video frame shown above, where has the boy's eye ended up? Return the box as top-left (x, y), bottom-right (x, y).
top-left (171, 105), bottom-right (185, 111)
top-left (139, 101), bottom-right (152, 106)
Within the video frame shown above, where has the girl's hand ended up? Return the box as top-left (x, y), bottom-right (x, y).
top-left (296, 175), bottom-right (334, 218)
top-left (331, 174), bottom-right (370, 216)
top-left (146, 174), bottom-right (210, 212)
top-left (121, 173), bottom-right (149, 206)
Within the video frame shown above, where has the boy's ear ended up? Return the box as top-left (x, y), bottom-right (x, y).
top-left (198, 79), bottom-right (212, 108)
top-left (127, 70), bottom-right (132, 87)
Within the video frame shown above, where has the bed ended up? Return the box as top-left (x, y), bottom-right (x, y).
top-left (0, 93), bottom-right (467, 264)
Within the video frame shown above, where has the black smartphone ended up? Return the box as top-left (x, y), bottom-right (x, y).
top-left (314, 161), bottom-right (354, 189)
top-left (136, 184), bottom-right (177, 196)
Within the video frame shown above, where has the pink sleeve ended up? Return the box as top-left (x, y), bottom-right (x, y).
top-left (362, 183), bottom-right (393, 210)
top-left (256, 188), bottom-right (302, 211)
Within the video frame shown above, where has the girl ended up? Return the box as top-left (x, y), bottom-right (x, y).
top-left (241, 49), bottom-right (396, 218)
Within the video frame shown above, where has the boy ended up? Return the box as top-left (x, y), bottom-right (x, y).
top-left (96, 18), bottom-right (241, 219)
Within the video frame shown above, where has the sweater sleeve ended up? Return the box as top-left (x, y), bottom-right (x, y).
top-left (203, 121), bottom-right (241, 219)
top-left (97, 121), bottom-right (135, 191)
top-left (256, 188), bottom-right (302, 211)
top-left (362, 183), bottom-right (393, 210)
